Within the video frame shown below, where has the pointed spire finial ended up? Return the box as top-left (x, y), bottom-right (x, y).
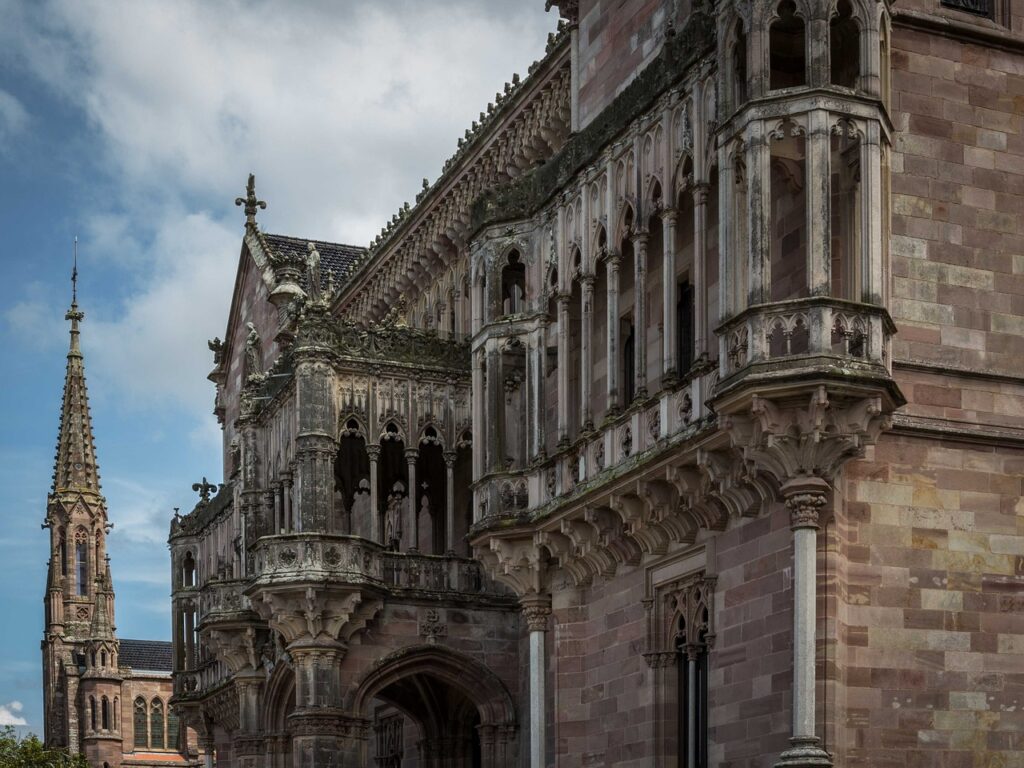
top-left (52, 237), bottom-right (101, 497)
top-left (235, 173), bottom-right (267, 228)
top-left (66, 238), bottom-right (84, 355)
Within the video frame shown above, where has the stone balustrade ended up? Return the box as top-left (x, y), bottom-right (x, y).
top-left (197, 578), bottom-right (253, 625)
top-left (250, 533), bottom-right (509, 597)
top-left (172, 658), bottom-right (231, 700)
top-left (717, 297), bottom-right (894, 380)
top-left (477, 365), bottom-right (717, 521)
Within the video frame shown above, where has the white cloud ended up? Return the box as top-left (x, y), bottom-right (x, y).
top-left (0, 700), bottom-right (27, 726)
top-left (2, 0), bottom-right (555, 427)
top-left (0, 89), bottom-right (28, 143)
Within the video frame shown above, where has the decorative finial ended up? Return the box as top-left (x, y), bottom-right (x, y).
top-left (72, 236), bottom-right (78, 305)
top-left (235, 173), bottom-right (267, 228)
top-left (192, 477), bottom-right (220, 503)
top-left (66, 238), bottom-right (84, 351)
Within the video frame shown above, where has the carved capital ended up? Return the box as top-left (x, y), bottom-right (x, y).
top-left (520, 593), bottom-right (552, 632)
top-left (643, 651), bottom-right (677, 669)
top-left (782, 476), bottom-right (830, 530)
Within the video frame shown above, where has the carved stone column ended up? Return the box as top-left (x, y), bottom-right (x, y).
top-left (805, 109), bottom-right (831, 302)
top-left (281, 472), bottom-right (294, 533)
top-left (366, 446), bottom-right (381, 541)
top-left (443, 450), bottom-right (457, 554)
top-left (405, 448), bottom-right (419, 552)
top-left (199, 733), bottom-right (215, 768)
top-left (234, 668), bottom-right (266, 768)
top-left (293, 345), bottom-right (338, 533)
top-left (692, 183), bottom-right (710, 361)
top-left (521, 594), bottom-right (551, 768)
top-left (661, 208), bottom-right (678, 383)
top-left (472, 350), bottom-right (485, 479)
top-left (288, 639), bottom-right (368, 768)
top-left (556, 294), bottom-right (570, 446)
top-left (632, 232), bottom-right (649, 400)
top-left (487, 345), bottom-right (503, 472)
top-left (775, 477), bottom-right (833, 768)
top-left (580, 275), bottom-right (595, 430)
top-left (606, 255), bottom-right (621, 413)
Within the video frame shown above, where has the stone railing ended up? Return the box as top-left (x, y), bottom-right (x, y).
top-left (251, 533), bottom-right (509, 598)
top-left (252, 534), bottom-right (384, 586)
top-left (379, 552), bottom-right (505, 596)
top-left (717, 297), bottom-right (893, 379)
top-left (172, 658), bottom-right (231, 699)
top-left (475, 364), bottom-right (717, 520)
top-left (197, 579), bottom-right (253, 625)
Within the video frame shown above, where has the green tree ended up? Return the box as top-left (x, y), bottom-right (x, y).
top-left (0, 727), bottom-right (89, 768)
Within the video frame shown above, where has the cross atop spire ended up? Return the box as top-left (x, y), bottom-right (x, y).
top-left (52, 240), bottom-right (101, 497)
top-left (235, 172), bottom-right (267, 228)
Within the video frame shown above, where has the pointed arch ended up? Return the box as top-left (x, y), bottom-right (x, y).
top-left (349, 644), bottom-right (516, 728)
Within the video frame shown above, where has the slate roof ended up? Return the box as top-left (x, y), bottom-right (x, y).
top-left (120, 639), bottom-right (173, 673)
top-left (262, 233), bottom-right (366, 292)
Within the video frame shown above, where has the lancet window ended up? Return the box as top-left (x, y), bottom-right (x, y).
top-left (769, 0), bottom-right (806, 90)
top-left (75, 528), bottom-right (88, 596)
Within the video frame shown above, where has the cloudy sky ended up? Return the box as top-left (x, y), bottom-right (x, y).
top-left (0, 0), bottom-right (556, 734)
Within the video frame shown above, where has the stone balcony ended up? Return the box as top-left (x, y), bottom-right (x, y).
top-left (172, 658), bottom-right (232, 700)
top-left (713, 297), bottom-right (903, 414)
top-left (249, 533), bottom-right (511, 600)
top-left (198, 578), bottom-right (255, 626)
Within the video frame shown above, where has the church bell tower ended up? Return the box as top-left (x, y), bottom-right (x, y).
top-left (41, 268), bottom-right (120, 757)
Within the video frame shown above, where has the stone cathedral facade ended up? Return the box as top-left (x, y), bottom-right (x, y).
top-left (168, 0), bottom-right (1024, 766)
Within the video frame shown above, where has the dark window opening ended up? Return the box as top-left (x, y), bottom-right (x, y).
top-left (76, 538), bottom-right (88, 596)
top-left (770, 0), bottom-right (806, 89)
top-left (622, 318), bottom-right (636, 405)
top-left (677, 281), bottom-right (695, 375)
top-left (940, 0), bottom-right (993, 17)
top-left (830, 0), bottom-right (860, 88)
top-left (732, 23), bottom-right (748, 107)
top-left (677, 620), bottom-right (710, 768)
top-left (101, 697), bottom-right (109, 731)
top-left (501, 250), bottom-right (526, 315)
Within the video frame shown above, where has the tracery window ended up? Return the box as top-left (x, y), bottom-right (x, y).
top-left (133, 697), bottom-right (147, 748)
top-left (674, 576), bottom-right (713, 768)
top-left (150, 699), bottom-right (164, 749)
top-left (166, 708), bottom-right (180, 750)
top-left (75, 529), bottom-right (88, 596)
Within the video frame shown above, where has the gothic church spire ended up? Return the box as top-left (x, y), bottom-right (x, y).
top-left (51, 245), bottom-right (101, 497)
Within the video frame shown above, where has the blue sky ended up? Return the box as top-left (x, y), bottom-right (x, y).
top-left (0, 0), bottom-right (555, 734)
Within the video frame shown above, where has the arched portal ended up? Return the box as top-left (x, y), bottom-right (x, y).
top-left (351, 646), bottom-right (517, 768)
